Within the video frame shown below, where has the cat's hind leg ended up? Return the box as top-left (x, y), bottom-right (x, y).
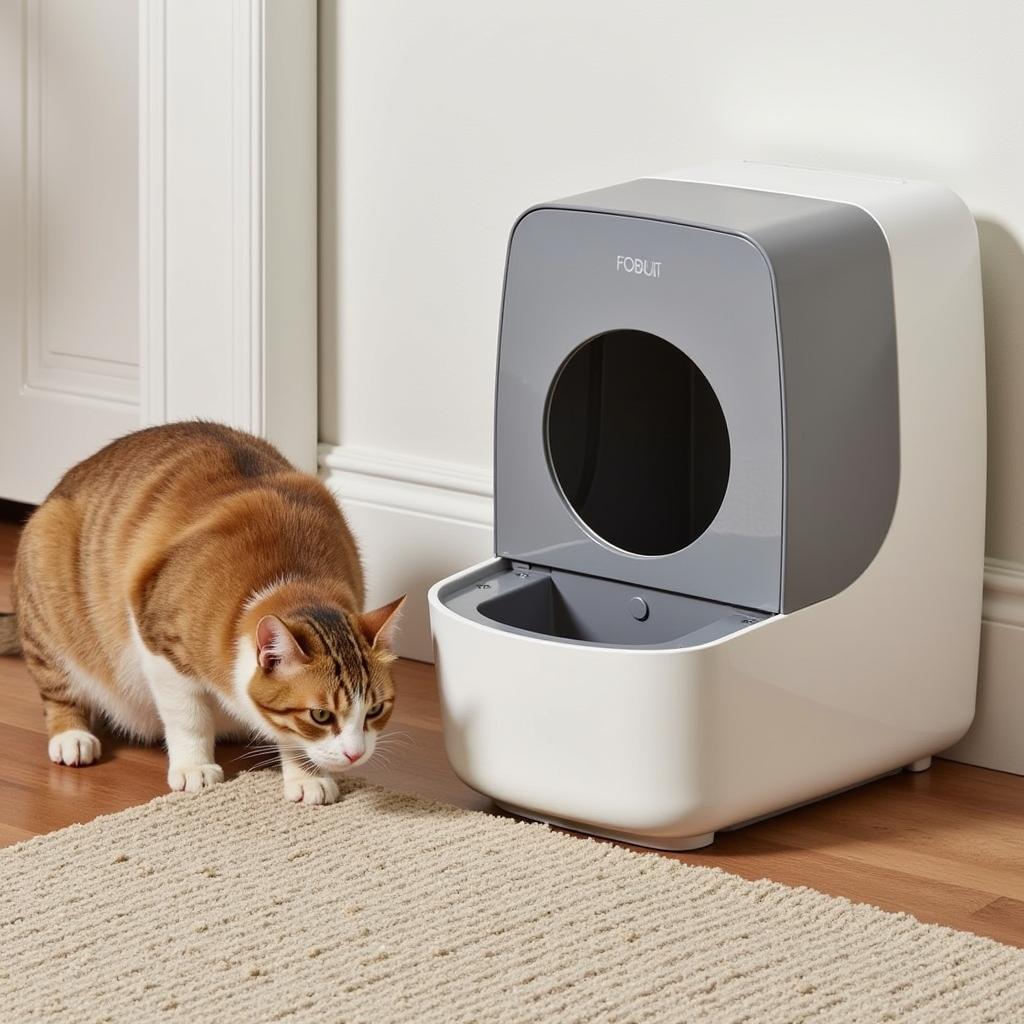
top-left (21, 636), bottom-right (101, 766)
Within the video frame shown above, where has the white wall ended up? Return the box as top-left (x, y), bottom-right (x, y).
top-left (319, 1), bottom-right (1024, 770)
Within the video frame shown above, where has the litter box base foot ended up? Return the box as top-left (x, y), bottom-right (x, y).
top-left (904, 756), bottom-right (933, 773)
top-left (494, 801), bottom-right (716, 851)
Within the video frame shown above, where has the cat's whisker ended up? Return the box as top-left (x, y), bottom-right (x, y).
top-left (243, 749), bottom-right (284, 765)
top-left (374, 737), bottom-right (413, 754)
top-left (230, 746), bottom-right (282, 763)
top-left (376, 731), bottom-right (413, 745)
top-left (376, 734), bottom-right (414, 748)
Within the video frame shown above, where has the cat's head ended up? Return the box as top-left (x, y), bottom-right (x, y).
top-left (243, 597), bottom-right (405, 772)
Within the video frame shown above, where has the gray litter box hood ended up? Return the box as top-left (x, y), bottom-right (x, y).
top-left (493, 178), bottom-right (899, 615)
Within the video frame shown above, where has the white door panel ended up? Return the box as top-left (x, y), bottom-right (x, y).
top-left (0, 0), bottom-right (316, 504)
top-left (0, 0), bottom-right (138, 504)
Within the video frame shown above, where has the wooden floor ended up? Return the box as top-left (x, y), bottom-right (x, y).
top-left (2, 514), bottom-right (1023, 948)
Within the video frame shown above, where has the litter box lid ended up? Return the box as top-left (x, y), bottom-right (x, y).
top-left (493, 174), bottom-right (898, 614)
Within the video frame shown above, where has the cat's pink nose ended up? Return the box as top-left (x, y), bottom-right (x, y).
top-left (343, 750), bottom-right (362, 764)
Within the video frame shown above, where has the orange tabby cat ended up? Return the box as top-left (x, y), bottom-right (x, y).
top-left (0, 422), bottom-right (404, 805)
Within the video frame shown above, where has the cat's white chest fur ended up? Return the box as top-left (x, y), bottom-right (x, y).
top-left (124, 614), bottom-right (250, 743)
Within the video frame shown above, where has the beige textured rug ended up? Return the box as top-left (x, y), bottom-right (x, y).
top-left (2, 774), bottom-right (1022, 1024)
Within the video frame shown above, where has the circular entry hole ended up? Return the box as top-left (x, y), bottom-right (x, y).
top-left (545, 329), bottom-right (730, 557)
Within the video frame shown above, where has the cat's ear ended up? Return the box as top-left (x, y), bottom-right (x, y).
top-left (255, 615), bottom-right (309, 673)
top-left (356, 596), bottom-right (406, 652)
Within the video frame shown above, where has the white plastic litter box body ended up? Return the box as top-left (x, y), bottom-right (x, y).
top-left (428, 161), bottom-right (985, 850)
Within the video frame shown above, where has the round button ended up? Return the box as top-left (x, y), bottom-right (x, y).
top-left (627, 596), bottom-right (649, 621)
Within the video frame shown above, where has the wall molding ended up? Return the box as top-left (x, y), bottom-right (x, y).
top-left (947, 562), bottom-right (1024, 776)
top-left (318, 444), bottom-right (493, 527)
top-left (138, 0), bottom-right (317, 470)
top-left (982, 558), bottom-right (1024, 628)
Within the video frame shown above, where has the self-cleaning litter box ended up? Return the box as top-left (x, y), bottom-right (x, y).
top-left (427, 161), bottom-right (986, 850)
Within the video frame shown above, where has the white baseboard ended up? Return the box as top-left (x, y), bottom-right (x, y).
top-left (319, 444), bottom-right (493, 661)
top-left (980, 558), bottom-right (1024, 628)
top-left (319, 442), bottom-right (1024, 775)
top-left (942, 559), bottom-right (1024, 775)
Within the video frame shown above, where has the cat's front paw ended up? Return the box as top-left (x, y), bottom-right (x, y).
top-left (48, 729), bottom-right (102, 766)
top-left (283, 776), bottom-right (340, 805)
top-left (168, 763), bottom-right (225, 793)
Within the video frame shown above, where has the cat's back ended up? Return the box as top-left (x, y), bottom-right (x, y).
top-left (15, 424), bottom-right (345, 681)
top-left (49, 421), bottom-right (291, 504)
top-left (30, 423), bottom-right (318, 580)
top-left (27, 422), bottom-right (357, 586)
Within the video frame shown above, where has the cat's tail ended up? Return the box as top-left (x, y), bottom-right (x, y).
top-left (0, 612), bottom-right (21, 656)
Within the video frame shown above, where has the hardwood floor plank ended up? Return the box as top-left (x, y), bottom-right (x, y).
top-left (752, 808), bottom-right (1024, 903)
top-left (0, 823), bottom-right (35, 846)
top-left (668, 834), bottom-right (996, 930)
top-left (964, 898), bottom-right (1024, 948)
top-left (1, 514), bottom-right (1023, 948)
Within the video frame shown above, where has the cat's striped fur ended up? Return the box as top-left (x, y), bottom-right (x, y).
top-left (0, 613), bottom-right (18, 656)
top-left (6, 422), bottom-right (404, 804)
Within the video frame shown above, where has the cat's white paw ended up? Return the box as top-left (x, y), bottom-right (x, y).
top-left (48, 730), bottom-right (101, 766)
top-left (168, 763), bottom-right (224, 793)
top-left (283, 776), bottom-right (340, 805)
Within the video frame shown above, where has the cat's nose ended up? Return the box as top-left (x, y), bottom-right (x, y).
top-left (343, 750), bottom-right (362, 764)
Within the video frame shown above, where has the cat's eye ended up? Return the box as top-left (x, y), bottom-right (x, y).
top-left (365, 702), bottom-right (385, 720)
top-left (309, 708), bottom-right (333, 725)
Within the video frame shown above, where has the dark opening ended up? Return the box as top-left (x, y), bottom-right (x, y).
top-left (545, 329), bottom-right (730, 556)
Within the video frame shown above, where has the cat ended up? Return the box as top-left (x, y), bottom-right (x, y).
top-left (0, 421), bottom-right (404, 805)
